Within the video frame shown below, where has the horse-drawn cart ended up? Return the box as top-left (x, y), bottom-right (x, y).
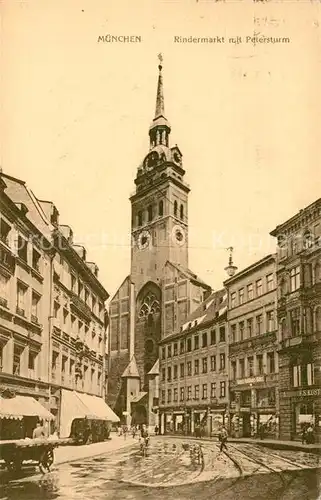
top-left (0, 438), bottom-right (60, 473)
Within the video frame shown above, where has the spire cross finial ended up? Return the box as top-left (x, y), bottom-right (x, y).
top-left (158, 53), bottom-right (163, 70)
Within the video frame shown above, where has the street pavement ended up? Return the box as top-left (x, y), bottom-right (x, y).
top-left (54, 434), bottom-right (136, 465)
top-left (0, 437), bottom-right (319, 500)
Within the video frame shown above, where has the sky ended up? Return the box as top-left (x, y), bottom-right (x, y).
top-left (1, 0), bottom-right (320, 300)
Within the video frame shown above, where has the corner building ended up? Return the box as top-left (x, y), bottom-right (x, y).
top-left (0, 173), bottom-right (111, 438)
top-left (224, 255), bottom-right (278, 438)
top-left (158, 289), bottom-right (229, 436)
top-left (270, 198), bottom-right (321, 442)
top-left (108, 61), bottom-right (211, 428)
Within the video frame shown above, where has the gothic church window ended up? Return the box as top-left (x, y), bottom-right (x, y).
top-left (138, 211), bottom-right (143, 227)
top-left (139, 293), bottom-right (160, 319)
top-left (148, 205), bottom-right (153, 222)
top-left (180, 204), bottom-right (184, 220)
top-left (159, 200), bottom-right (164, 216)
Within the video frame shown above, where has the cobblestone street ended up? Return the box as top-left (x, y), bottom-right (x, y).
top-left (0, 438), bottom-right (319, 500)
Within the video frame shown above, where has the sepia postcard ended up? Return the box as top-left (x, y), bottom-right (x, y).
top-left (0, 1), bottom-right (320, 499)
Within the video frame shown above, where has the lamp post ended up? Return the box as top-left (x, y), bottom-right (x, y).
top-left (225, 247), bottom-right (238, 277)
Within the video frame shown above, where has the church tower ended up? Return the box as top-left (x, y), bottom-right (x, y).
top-left (130, 55), bottom-right (190, 294)
top-left (108, 56), bottom-right (211, 426)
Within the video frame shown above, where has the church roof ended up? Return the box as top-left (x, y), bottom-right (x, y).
top-left (167, 261), bottom-right (211, 290)
top-left (121, 356), bottom-right (140, 378)
top-left (160, 288), bottom-right (227, 343)
top-left (147, 359), bottom-right (159, 376)
top-left (180, 288), bottom-right (227, 330)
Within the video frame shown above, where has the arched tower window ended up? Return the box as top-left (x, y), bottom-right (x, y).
top-left (159, 200), bottom-right (164, 217)
top-left (174, 200), bottom-right (178, 217)
top-left (147, 205), bottom-right (153, 222)
top-left (138, 211), bottom-right (143, 227)
top-left (180, 204), bottom-right (184, 220)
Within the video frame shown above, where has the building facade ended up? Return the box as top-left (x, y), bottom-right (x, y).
top-left (0, 175), bottom-right (53, 410)
top-left (0, 173), bottom-right (110, 434)
top-left (224, 255), bottom-right (279, 439)
top-left (108, 60), bottom-right (211, 427)
top-left (158, 289), bottom-right (228, 437)
top-left (270, 198), bottom-right (321, 442)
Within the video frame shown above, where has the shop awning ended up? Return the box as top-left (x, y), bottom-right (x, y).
top-left (75, 392), bottom-right (119, 423)
top-left (59, 389), bottom-right (119, 439)
top-left (0, 395), bottom-right (54, 421)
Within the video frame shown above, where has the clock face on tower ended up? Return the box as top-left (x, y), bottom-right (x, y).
top-left (137, 230), bottom-right (151, 250)
top-left (173, 151), bottom-right (182, 165)
top-left (172, 224), bottom-right (186, 246)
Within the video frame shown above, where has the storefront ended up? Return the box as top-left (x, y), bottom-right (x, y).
top-left (0, 389), bottom-right (54, 440)
top-left (59, 389), bottom-right (119, 441)
top-left (281, 387), bottom-right (321, 442)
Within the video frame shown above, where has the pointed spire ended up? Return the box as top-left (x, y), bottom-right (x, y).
top-left (155, 54), bottom-right (165, 119)
top-left (149, 54), bottom-right (171, 149)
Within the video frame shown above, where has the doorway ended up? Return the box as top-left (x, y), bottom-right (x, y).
top-left (242, 413), bottom-right (251, 437)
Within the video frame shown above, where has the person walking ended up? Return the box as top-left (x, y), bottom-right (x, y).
top-left (219, 426), bottom-right (228, 452)
top-left (123, 424), bottom-right (128, 439)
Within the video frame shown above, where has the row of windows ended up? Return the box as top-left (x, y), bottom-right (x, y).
top-left (230, 311), bottom-right (275, 343)
top-left (161, 326), bottom-right (226, 359)
top-left (292, 362), bottom-right (314, 387)
top-left (230, 273), bottom-right (274, 308)
top-left (161, 354), bottom-right (226, 382)
top-left (230, 352), bottom-right (276, 380)
top-left (69, 273), bottom-right (104, 319)
top-left (1, 218), bottom-right (42, 273)
top-left (136, 200), bottom-right (185, 227)
top-left (0, 275), bottom-right (42, 323)
top-left (161, 381), bottom-right (226, 405)
top-left (280, 263), bottom-right (321, 296)
top-left (277, 227), bottom-right (320, 257)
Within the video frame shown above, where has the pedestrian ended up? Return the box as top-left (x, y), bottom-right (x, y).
top-left (123, 424), bottom-right (128, 439)
top-left (154, 425), bottom-right (159, 435)
top-left (33, 421), bottom-right (45, 439)
top-left (131, 425), bottom-right (136, 438)
top-left (306, 424), bottom-right (314, 444)
top-left (219, 426), bottom-right (228, 452)
top-left (259, 423), bottom-right (265, 440)
top-left (302, 424), bottom-right (307, 445)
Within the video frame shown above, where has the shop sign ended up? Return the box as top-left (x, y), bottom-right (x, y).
top-left (281, 388), bottom-right (321, 399)
top-left (236, 376), bottom-right (264, 386)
